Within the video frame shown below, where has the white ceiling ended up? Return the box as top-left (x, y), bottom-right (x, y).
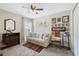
top-left (0, 3), bottom-right (75, 18)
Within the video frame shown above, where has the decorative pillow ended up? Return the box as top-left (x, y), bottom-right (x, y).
top-left (28, 32), bottom-right (33, 37)
top-left (43, 33), bottom-right (50, 39)
top-left (41, 34), bottom-right (44, 39)
top-left (36, 33), bottom-right (39, 38)
top-left (46, 34), bottom-right (49, 37)
top-left (34, 33), bottom-right (39, 38)
top-left (38, 33), bottom-right (42, 38)
top-left (54, 31), bottom-right (60, 37)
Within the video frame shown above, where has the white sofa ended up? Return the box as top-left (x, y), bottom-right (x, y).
top-left (27, 33), bottom-right (50, 47)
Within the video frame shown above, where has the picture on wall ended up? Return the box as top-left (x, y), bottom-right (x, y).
top-left (57, 18), bottom-right (61, 22)
top-left (62, 15), bottom-right (69, 23)
top-left (4, 19), bottom-right (16, 32)
top-left (52, 18), bottom-right (56, 23)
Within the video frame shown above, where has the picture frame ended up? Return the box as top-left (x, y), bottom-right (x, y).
top-left (51, 18), bottom-right (56, 23)
top-left (62, 15), bottom-right (69, 23)
top-left (4, 19), bottom-right (16, 32)
top-left (57, 18), bottom-right (61, 22)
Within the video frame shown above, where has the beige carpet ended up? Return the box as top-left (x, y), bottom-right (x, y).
top-left (2, 43), bottom-right (73, 56)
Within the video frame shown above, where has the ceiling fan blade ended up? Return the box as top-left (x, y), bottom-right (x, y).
top-left (30, 5), bottom-right (36, 10)
top-left (35, 8), bottom-right (43, 10)
top-left (22, 6), bottom-right (31, 9)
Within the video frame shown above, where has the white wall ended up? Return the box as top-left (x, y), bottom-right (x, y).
top-left (0, 9), bottom-right (23, 43)
top-left (34, 10), bottom-right (74, 52)
top-left (34, 10), bottom-right (71, 34)
top-left (34, 16), bottom-right (51, 34)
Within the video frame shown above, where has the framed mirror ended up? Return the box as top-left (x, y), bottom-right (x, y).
top-left (4, 19), bottom-right (16, 32)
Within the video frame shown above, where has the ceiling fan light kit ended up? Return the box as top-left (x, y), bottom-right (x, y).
top-left (22, 4), bottom-right (43, 14)
top-left (36, 12), bottom-right (38, 14)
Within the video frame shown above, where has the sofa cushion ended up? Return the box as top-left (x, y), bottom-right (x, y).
top-left (37, 33), bottom-right (42, 38)
top-left (28, 32), bottom-right (33, 37)
top-left (35, 33), bottom-right (40, 38)
top-left (51, 36), bottom-right (61, 41)
top-left (43, 33), bottom-right (50, 39)
top-left (28, 37), bottom-right (45, 43)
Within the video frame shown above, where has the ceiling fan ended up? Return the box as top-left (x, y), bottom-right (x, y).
top-left (22, 4), bottom-right (43, 13)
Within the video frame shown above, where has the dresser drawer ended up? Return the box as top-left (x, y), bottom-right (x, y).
top-left (2, 33), bottom-right (20, 47)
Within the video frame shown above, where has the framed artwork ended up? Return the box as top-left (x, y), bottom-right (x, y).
top-left (51, 27), bottom-right (66, 31)
top-left (57, 18), bottom-right (61, 22)
top-left (4, 19), bottom-right (16, 32)
top-left (62, 15), bottom-right (69, 23)
top-left (52, 18), bottom-right (56, 23)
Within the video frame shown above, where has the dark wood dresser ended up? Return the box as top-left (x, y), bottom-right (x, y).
top-left (2, 33), bottom-right (20, 48)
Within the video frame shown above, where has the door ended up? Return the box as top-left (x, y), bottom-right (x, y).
top-left (73, 3), bottom-right (79, 56)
